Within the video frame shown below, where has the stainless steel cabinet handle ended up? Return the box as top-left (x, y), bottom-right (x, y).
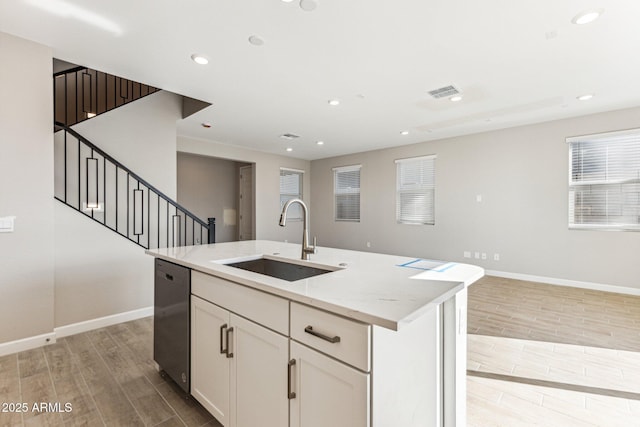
top-left (165, 273), bottom-right (173, 281)
top-left (226, 327), bottom-right (234, 358)
top-left (220, 324), bottom-right (228, 355)
top-left (287, 359), bottom-right (296, 399)
top-left (304, 326), bottom-right (341, 343)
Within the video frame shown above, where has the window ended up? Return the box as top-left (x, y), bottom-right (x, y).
top-left (280, 168), bottom-right (303, 220)
top-left (568, 129), bottom-right (640, 230)
top-left (333, 165), bottom-right (361, 222)
top-left (396, 155), bottom-right (436, 225)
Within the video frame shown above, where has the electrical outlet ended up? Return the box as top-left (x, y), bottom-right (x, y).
top-left (366, 242), bottom-right (371, 248)
top-left (474, 252), bottom-right (480, 259)
top-left (463, 251), bottom-right (471, 258)
top-left (494, 253), bottom-right (500, 261)
top-left (481, 253), bottom-right (487, 260)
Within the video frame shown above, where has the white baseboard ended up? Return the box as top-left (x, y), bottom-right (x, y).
top-left (55, 306), bottom-right (153, 338)
top-left (0, 306), bottom-right (153, 357)
top-left (485, 269), bottom-right (640, 296)
top-left (0, 332), bottom-right (57, 357)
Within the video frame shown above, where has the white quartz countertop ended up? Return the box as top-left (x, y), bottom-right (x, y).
top-left (146, 240), bottom-right (484, 331)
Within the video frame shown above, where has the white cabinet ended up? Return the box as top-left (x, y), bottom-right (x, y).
top-left (290, 302), bottom-right (370, 371)
top-left (191, 295), bottom-right (230, 425)
top-left (230, 313), bottom-right (289, 427)
top-left (291, 302), bottom-right (445, 427)
top-left (191, 295), bottom-right (289, 427)
top-left (290, 302), bottom-right (370, 427)
top-left (191, 271), bottom-right (455, 427)
top-left (290, 341), bottom-right (369, 427)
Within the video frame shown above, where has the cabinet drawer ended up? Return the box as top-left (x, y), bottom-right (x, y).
top-left (192, 270), bottom-right (289, 335)
top-left (291, 303), bottom-right (370, 372)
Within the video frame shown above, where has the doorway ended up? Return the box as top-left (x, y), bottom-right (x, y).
top-left (238, 165), bottom-right (254, 240)
top-left (176, 153), bottom-right (253, 243)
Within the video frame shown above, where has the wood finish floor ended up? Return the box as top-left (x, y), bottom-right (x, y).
top-left (468, 276), bottom-right (640, 351)
top-left (467, 276), bottom-right (640, 426)
top-left (0, 317), bottom-right (219, 427)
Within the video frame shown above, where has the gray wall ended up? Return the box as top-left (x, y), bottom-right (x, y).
top-left (0, 33), bottom-right (55, 344)
top-left (177, 153), bottom-right (246, 243)
top-left (311, 106), bottom-right (640, 290)
top-left (178, 137), bottom-right (311, 244)
top-left (54, 91), bottom-right (182, 328)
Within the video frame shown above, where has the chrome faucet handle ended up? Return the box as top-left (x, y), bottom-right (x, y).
top-left (312, 236), bottom-right (317, 253)
top-left (303, 236), bottom-right (317, 255)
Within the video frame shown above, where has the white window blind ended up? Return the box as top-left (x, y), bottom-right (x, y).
top-left (568, 129), bottom-right (640, 230)
top-left (395, 155), bottom-right (436, 225)
top-left (280, 168), bottom-right (303, 220)
top-left (333, 165), bottom-right (361, 222)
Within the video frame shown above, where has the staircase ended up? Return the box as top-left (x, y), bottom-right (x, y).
top-left (53, 65), bottom-right (214, 249)
top-left (54, 65), bottom-right (160, 127)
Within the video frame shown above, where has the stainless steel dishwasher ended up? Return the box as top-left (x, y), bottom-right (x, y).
top-left (154, 258), bottom-right (190, 394)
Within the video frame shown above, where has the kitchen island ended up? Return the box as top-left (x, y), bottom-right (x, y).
top-left (147, 240), bottom-right (484, 427)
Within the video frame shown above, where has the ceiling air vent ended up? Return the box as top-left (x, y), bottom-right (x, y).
top-left (280, 133), bottom-right (300, 140)
top-left (428, 85), bottom-right (460, 99)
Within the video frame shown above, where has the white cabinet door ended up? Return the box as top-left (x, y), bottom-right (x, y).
top-left (191, 296), bottom-right (231, 426)
top-left (290, 341), bottom-right (370, 427)
top-left (229, 313), bottom-right (289, 427)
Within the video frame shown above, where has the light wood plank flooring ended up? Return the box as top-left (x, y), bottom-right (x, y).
top-left (0, 317), bottom-right (219, 427)
top-left (468, 276), bottom-right (640, 351)
top-left (467, 276), bottom-right (640, 426)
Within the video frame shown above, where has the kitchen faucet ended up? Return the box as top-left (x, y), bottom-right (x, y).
top-left (279, 198), bottom-right (316, 260)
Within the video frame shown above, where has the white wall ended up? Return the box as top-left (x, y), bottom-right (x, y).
top-left (178, 137), bottom-right (311, 244)
top-left (54, 91), bottom-right (182, 327)
top-left (177, 153), bottom-right (247, 243)
top-left (311, 106), bottom-right (640, 291)
top-left (0, 32), bottom-right (55, 344)
top-left (72, 91), bottom-right (180, 198)
top-left (54, 204), bottom-right (154, 326)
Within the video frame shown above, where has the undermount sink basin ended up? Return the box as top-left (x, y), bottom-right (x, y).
top-left (224, 257), bottom-right (336, 282)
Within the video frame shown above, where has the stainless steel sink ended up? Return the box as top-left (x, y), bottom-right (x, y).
top-left (224, 257), bottom-right (335, 282)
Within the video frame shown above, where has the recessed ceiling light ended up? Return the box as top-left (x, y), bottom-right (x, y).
top-left (450, 95), bottom-right (463, 102)
top-left (248, 35), bottom-right (264, 46)
top-left (577, 94), bottom-right (594, 101)
top-left (328, 99), bottom-right (340, 106)
top-left (316, 141), bottom-right (324, 145)
top-left (400, 131), bottom-right (409, 135)
top-left (572, 9), bottom-right (604, 25)
top-left (202, 122), bottom-right (212, 128)
top-left (299, 0), bottom-right (317, 11)
top-left (286, 147), bottom-right (293, 152)
top-left (190, 54), bottom-right (209, 65)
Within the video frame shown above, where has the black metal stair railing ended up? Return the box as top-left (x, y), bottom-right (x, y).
top-left (54, 66), bottom-right (161, 127)
top-left (54, 122), bottom-right (215, 249)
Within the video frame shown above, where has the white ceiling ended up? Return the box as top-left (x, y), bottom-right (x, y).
top-left (2, 0), bottom-right (640, 160)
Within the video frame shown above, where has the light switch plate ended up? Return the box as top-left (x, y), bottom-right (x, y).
top-left (0, 216), bottom-right (16, 233)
